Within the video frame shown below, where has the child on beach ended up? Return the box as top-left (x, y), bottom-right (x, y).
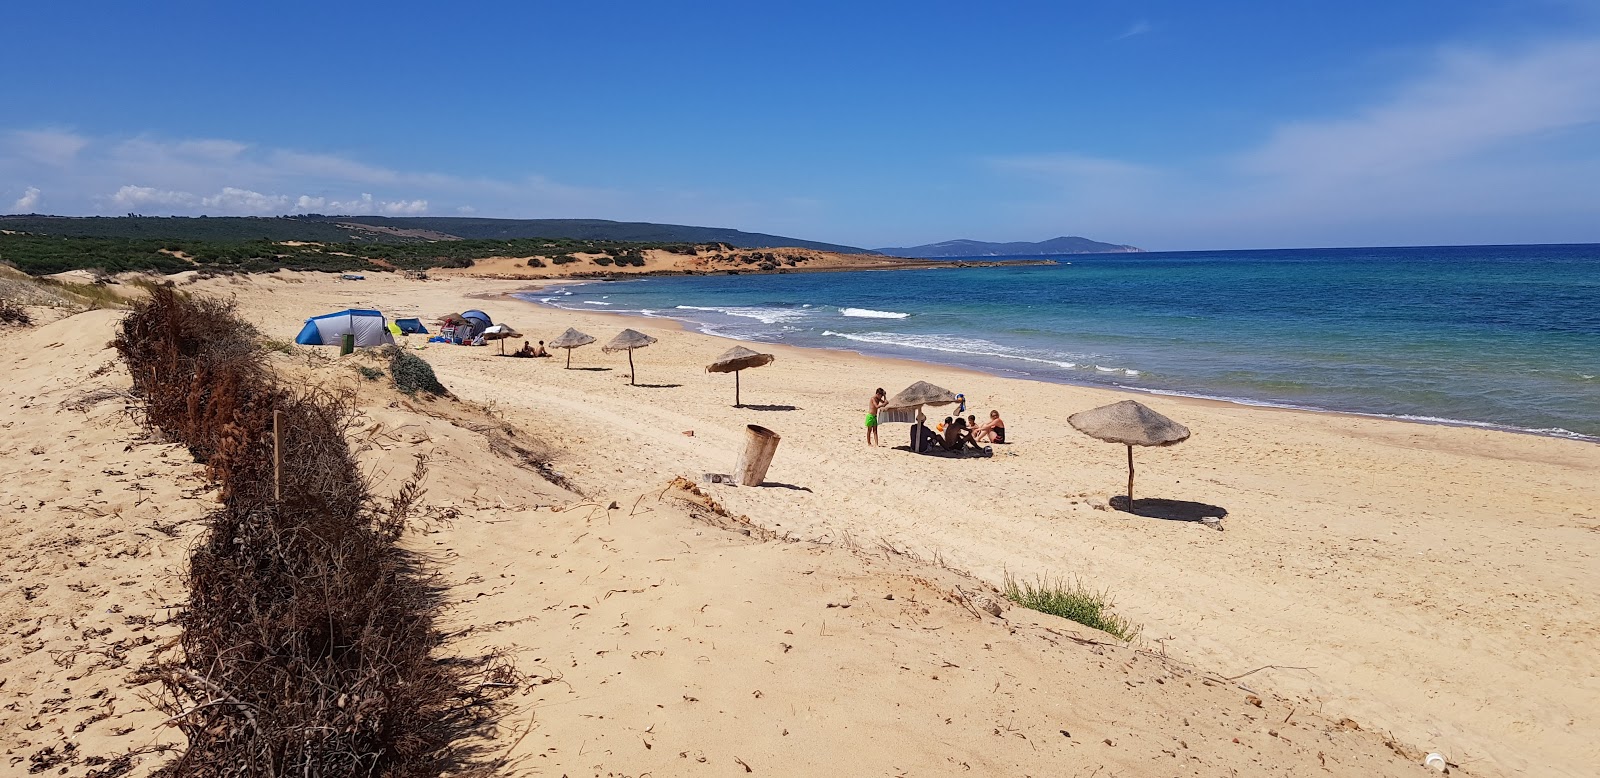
top-left (974, 409), bottom-right (1006, 443)
top-left (865, 388), bottom-right (886, 446)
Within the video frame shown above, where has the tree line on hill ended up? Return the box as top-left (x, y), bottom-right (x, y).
top-left (0, 233), bottom-right (705, 276)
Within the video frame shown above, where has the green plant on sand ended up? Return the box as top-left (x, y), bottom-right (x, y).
top-left (386, 347), bottom-right (449, 397)
top-left (1003, 573), bottom-right (1142, 642)
top-left (356, 364), bottom-right (384, 381)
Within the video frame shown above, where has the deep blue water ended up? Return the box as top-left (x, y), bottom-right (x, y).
top-left (517, 244), bottom-right (1600, 440)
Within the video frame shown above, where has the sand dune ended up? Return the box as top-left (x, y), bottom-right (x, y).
top-left (8, 270), bottom-right (1596, 775)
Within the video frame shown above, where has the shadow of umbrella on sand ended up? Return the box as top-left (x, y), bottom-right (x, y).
top-left (603, 328), bottom-right (658, 386)
top-left (1068, 400), bottom-right (1190, 508)
top-left (548, 327), bottom-right (596, 368)
top-left (707, 346), bottom-right (775, 407)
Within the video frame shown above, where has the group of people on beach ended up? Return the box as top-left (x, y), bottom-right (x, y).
top-left (865, 387), bottom-right (1004, 453)
top-left (509, 340), bottom-right (551, 358)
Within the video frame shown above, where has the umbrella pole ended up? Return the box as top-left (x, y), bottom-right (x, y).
top-left (735, 370), bottom-right (741, 407)
top-left (628, 350), bottom-right (636, 385)
top-left (1126, 444), bottom-right (1135, 507)
top-left (566, 349), bottom-right (571, 369)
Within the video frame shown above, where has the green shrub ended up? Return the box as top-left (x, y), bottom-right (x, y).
top-left (1003, 573), bottom-right (1142, 642)
top-left (551, 255), bottom-right (578, 265)
top-left (591, 256), bottom-right (614, 266)
top-left (357, 365), bottom-right (384, 381)
top-left (386, 348), bottom-right (448, 397)
top-left (526, 257), bottom-right (545, 268)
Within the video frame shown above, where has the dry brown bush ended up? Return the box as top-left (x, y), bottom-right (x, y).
top-left (116, 287), bottom-right (506, 777)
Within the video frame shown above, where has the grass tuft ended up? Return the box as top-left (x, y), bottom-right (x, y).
top-left (356, 364), bottom-right (385, 381)
top-left (1003, 573), bottom-right (1142, 642)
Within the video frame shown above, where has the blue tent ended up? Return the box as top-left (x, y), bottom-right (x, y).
top-left (457, 309), bottom-right (493, 338)
top-left (394, 318), bottom-right (429, 335)
top-left (295, 309), bottom-right (396, 347)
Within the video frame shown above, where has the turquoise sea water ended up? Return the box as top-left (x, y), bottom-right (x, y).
top-left (516, 244), bottom-right (1600, 441)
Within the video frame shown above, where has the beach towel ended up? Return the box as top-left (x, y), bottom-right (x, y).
top-left (876, 406), bottom-right (919, 425)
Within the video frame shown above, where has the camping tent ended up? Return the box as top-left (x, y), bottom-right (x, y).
top-left (459, 310), bottom-right (493, 338)
top-left (294, 309), bottom-right (396, 348)
top-left (394, 318), bottom-right (429, 335)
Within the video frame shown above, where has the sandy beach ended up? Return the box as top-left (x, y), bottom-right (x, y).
top-left (6, 270), bottom-right (1596, 776)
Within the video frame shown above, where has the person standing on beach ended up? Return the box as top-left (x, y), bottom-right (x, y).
top-left (866, 387), bottom-right (887, 446)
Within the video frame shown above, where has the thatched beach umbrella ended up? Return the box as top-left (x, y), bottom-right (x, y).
top-left (1068, 400), bottom-right (1190, 506)
top-left (480, 323), bottom-right (522, 354)
top-left (548, 327), bottom-right (596, 368)
top-left (885, 380), bottom-right (960, 411)
top-left (706, 346), bottom-right (775, 407)
top-left (603, 328), bottom-right (659, 385)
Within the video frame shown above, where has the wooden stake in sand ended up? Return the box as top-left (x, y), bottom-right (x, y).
top-left (734, 424), bottom-right (781, 486)
top-left (273, 409), bottom-right (283, 502)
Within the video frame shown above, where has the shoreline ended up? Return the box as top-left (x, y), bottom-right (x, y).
top-left (158, 271), bottom-right (1600, 775)
top-left (504, 284), bottom-right (1599, 446)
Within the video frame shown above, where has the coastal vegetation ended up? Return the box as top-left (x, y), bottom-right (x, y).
top-left (0, 232), bottom-right (706, 276)
top-left (0, 214), bottom-right (868, 252)
top-left (113, 287), bottom-right (507, 775)
top-left (1003, 573), bottom-right (1143, 642)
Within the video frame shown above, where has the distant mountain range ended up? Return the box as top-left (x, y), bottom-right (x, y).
top-left (0, 215), bottom-right (869, 254)
top-left (875, 236), bottom-right (1141, 258)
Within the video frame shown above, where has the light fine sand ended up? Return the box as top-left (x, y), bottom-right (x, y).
top-left (4, 271), bottom-right (1596, 776)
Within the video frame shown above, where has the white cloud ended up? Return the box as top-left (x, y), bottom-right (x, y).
top-left (111, 185), bottom-right (197, 208)
top-left (12, 186), bottom-right (40, 212)
top-left (1242, 38), bottom-right (1600, 181)
top-left (988, 37), bottom-right (1600, 249)
top-left (1115, 20), bottom-right (1152, 41)
top-left (0, 131), bottom-right (605, 219)
top-left (382, 198), bottom-right (428, 215)
top-left (292, 192), bottom-right (428, 215)
top-left (201, 187), bottom-right (291, 215)
top-left (9, 130), bottom-right (88, 165)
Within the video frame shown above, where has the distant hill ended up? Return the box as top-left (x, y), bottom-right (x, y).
top-left (338, 217), bottom-right (869, 253)
top-left (875, 236), bottom-right (1141, 258)
top-left (0, 215), bottom-right (868, 253)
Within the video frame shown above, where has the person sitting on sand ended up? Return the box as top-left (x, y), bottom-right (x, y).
top-left (533, 340), bottom-right (550, 357)
top-left (511, 340), bottom-right (535, 357)
top-left (943, 417), bottom-right (982, 452)
top-left (865, 387), bottom-right (887, 447)
top-left (937, 416), bottom-right (951, 434)
top-left (973, 409), bottom-right (1006, 443)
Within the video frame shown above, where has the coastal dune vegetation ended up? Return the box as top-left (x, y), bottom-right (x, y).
top-left (111, 287), bottom-right (508, 775)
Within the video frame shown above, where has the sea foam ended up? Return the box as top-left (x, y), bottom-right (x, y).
top-left (676, 305), bottom-right (807, 325)
top-left (822, 330), bottom-right (1081, 370)
top-left (839, 307), bottom-right (910, 319)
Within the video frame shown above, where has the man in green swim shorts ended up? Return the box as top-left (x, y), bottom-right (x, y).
top-left (866, 387), bottom-right (886, 447)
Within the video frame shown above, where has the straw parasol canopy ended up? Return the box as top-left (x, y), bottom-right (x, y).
top-left (479, 323), bottom-right (521, 354)
top-left (602, 328), bottom-right (659, 385)
top-left (884, 380), bottom-right (960, 410)
top-left (1068, 400), bottom-right (1190, 506)
top-left (548, 327), bottom-right (596, 368)
top-left (706, 346), bottom-right (775, 407)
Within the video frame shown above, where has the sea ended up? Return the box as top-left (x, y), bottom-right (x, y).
top-left (515, 244), bottom-right (1600, 441)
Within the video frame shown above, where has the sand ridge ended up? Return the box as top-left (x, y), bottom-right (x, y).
top-left (190, 270), bottom-right (1600, 776)
top-left (8, 270), bottom-right (1596, 775)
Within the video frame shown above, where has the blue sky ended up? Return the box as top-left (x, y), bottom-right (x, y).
top-left (3, 0), bottom-right (1599, 250)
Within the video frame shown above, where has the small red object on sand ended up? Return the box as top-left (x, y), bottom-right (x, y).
top-left (682, 430), bottom-right (694, 436)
